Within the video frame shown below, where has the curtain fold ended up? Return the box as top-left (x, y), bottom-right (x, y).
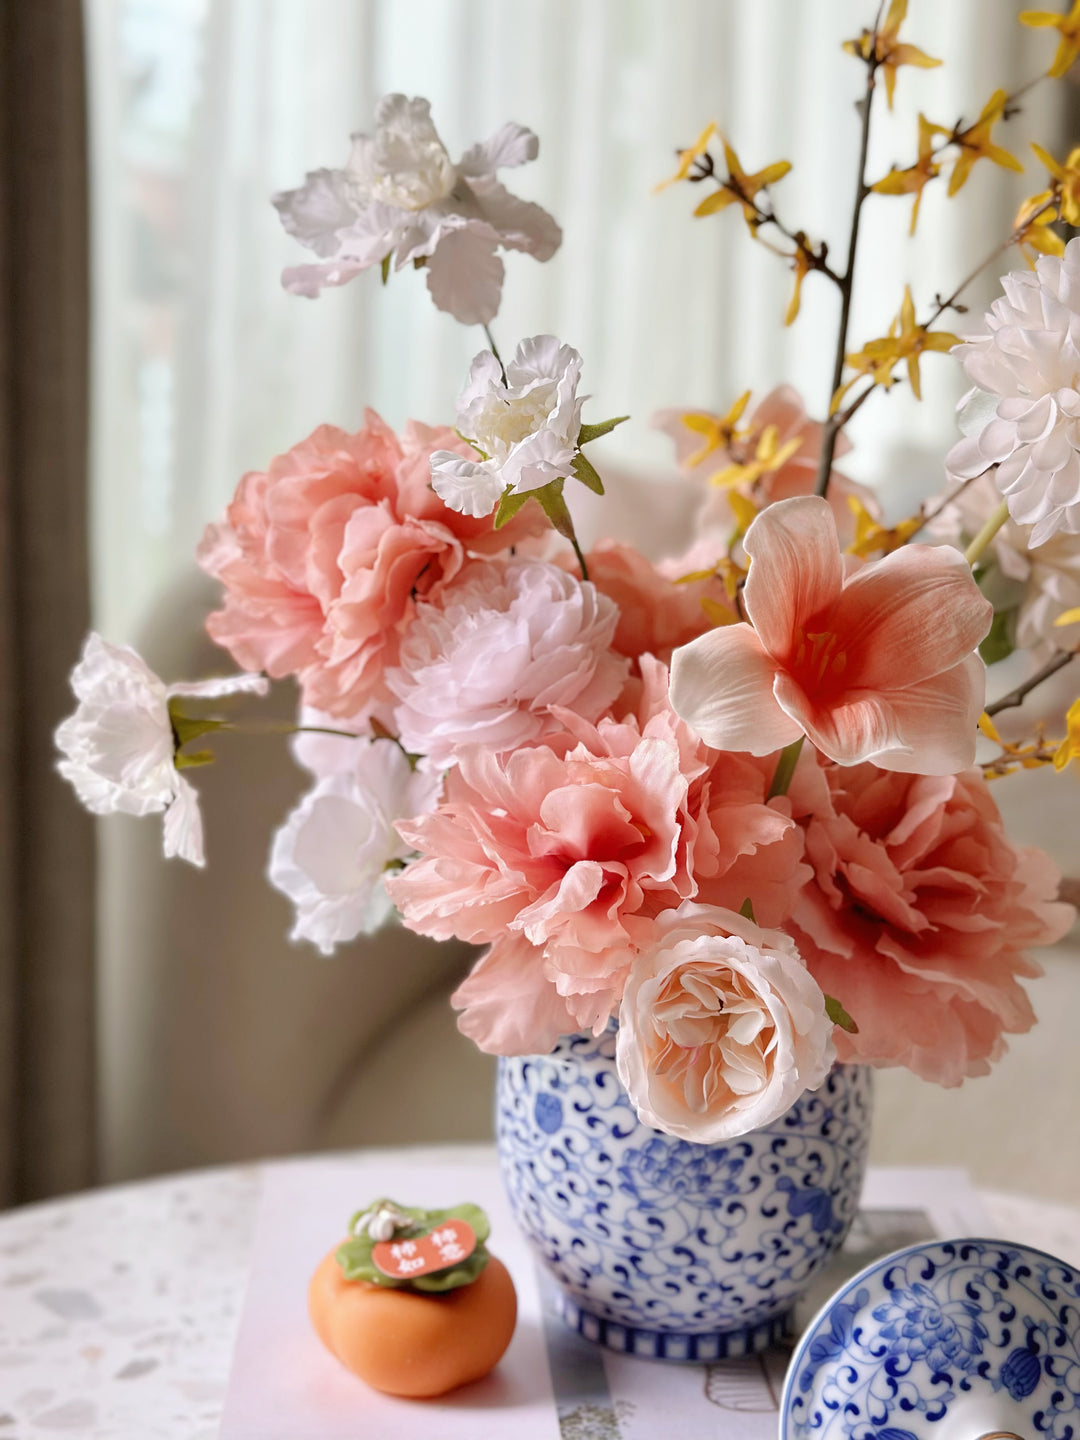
top-left (0, 0), bottom-right (95, 1206)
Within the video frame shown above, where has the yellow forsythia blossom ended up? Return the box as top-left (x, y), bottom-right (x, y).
top-left (1020, 1), bottom-right (1080, 79)
top-left (843, 0), bottom-right (941, 109)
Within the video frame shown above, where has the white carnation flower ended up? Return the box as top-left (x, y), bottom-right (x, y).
top-left (55, 632), bottom-right (269, 866)
top-left (273, 94), bottom-right (561, 325)
top-left (269, 739), bottom-right (440, 955)
top-left (927, 473), bottom-right (1080, 651)
top-left (386, 557), bottom-right (629, 769)
top-left (430, 335), bottom-right (584, 517)
top-left (947, 237), bottom-right (1080, 547)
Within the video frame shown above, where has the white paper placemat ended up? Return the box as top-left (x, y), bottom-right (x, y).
top-left (220, 1156), bottom-right (991, 1440)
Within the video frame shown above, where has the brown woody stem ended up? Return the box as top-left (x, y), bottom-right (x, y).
top-left (815, 25), bottom-right (881, 497)
top-left (985, 651), bottom-right (1078, 718)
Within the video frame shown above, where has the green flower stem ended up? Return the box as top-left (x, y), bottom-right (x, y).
top-left (963, 498), bottom-right (1011, 568)
top-left (570, 531), bottom-right (590, 583)
top-left (767, 735), bottom-right (805, 799)
top-left (483, 323), bottom-right (507, 384)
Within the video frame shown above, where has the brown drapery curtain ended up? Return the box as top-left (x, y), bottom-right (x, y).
top-left (0, 0), bottom-right (95, 1205)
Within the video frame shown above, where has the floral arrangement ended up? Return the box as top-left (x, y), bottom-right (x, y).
top-left (59, 7), bottom-right (1080, 1144)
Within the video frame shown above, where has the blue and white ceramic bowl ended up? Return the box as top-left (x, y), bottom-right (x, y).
top-left (782, 1237), bottom-right (1080, 1440)
top-left (496, 1027), bottom-right (872, 1361)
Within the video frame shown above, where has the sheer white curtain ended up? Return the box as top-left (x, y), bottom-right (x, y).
top-left (87, 0), bottom-right (1062, 642)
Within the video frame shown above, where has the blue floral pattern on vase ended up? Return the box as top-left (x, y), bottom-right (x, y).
top-left (782, 1239), bottom-right (1080, 1440)
top-left (495, 1027), bottom-right (872, 1361)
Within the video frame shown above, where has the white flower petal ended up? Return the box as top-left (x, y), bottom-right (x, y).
top-left (457, 122), bottom-right (539, 177)
top-left (425, 227), bottom-right (505, 325)
top-left (162, 777), bottom-right (206, 867)
top-left (430, 450), bottom-right (505, 517)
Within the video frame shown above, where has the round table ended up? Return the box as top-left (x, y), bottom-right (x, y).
top-left (1, 1156), bottom-right (1078, 1439)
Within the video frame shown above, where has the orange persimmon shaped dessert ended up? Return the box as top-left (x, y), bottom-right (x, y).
top-left (309, 1198), bottom-right (517, 1399)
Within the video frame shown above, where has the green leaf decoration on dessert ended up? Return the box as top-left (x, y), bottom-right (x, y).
top-left (334, 1199), bottom-right (491, 1293)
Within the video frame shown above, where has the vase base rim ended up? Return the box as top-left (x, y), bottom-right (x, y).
top-left (553, 1290), bottom-right (794, 1363)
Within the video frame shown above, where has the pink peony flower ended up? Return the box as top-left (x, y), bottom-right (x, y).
top-left (197, 411), bottom-right (542, 722)
top-left (652, 385), bottom-right (878, 546)
top-left (566, 540), bottom-right (736, 664)
top-left (786, 753), bottom-right (1074, 1085)
top-left (669, 496), bottom-right (993, 774)
top-left (615, 901), bottom-right (835, 1141)
top-left (388, 658), bottom-right (810, 1032)
top-left (386, 556), bottom-right (628, 769)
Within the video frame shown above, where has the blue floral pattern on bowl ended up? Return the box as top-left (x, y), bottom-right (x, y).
top-left (782, 1238), bottom-right (1080, 1440)
top-left (496, 1027), bottom-right (872, 1360)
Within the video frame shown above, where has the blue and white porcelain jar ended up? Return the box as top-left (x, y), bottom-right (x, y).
top-left (496, 1027), bottom-right (872, 1362)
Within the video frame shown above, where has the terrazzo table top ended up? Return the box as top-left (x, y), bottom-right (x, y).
top-left (1, 1149), bottom-right (1078, 1439)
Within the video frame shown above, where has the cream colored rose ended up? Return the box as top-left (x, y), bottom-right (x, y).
top-left (615, 902), bottom-right (835, 1142)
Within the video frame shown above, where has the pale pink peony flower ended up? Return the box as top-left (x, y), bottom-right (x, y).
top-left (268, 737), bottom-right (441, 955)
top-left (669, 496), bottom-right (993, 774)
top-left (273, 95), bottom-right (561, 325)
top-left (786, 753), bottom-right (1074, 1085)
top-left (386, 556), bottom-right (628, 769)
top-left (652, 385), bottom-right (878, 546)
top-left (927, 473), bottom-right (1080, 651)
top-left (451, 934), bottom-right (578, 1056)
top-left (388, 658), bottom-right (810, 1030)
top-left (55, 632), bottom-right (269, 867)
top-left (615, 901), bottom-right (835, 1141)
top-left (946, 238), bottom-right (1080, 547)
top-left (197, 411), bottom-right (542, 723)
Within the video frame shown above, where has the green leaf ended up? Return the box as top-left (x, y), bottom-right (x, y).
top-left (578, 415), bottom-right (629, 446)
top-left (174, 749), bottom-right (215, 770)
top-left (453, 428), bottom-right (489, 460)
top-left (824, 994), bottom-right (859, 1034)
top-left (979, 608), bottom-right (1017, 666)
top-left (571, 451), bottom-right (605, 495)
top-left (494, 488), bottom-right (533, 529)
top-left (334, 1199), bottom-right (491, 1293)
top-left (380, 253), bottom-right (391, 285)
top-left (536, 480), bottom-right (577, 541)
top-left (738, 897), bottom-right (756, 923)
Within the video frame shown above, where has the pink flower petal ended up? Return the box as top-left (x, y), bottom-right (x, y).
top-left (859, 652), bottom-right (985, 775)
top-left (742, 497), bottom-right (844, 663)
top-left (452, 935), bottom-right (576, 1055)
top-left (830, 544), bottom-right (993, 690)
top-left (669, 625), bottom-right (803, 754)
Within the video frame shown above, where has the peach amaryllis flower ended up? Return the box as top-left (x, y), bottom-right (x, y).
top-left (668, 496), bottom-right (993, 774)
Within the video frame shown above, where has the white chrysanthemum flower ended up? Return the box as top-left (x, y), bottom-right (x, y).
top-left (927, 473), bottom-right (1080, 651)
top-left (947, 237), bottom-right (1080, 548)
top-left (273, 94), bottom-right (561, 325)
top-left (386, 557), bottom-right (629, 769)
top-left (55, 633), bottom-right (269, 866)
top-left (269, 738), bottom-right (441, 955)
top-left (430, 336), bottom-right (584, 517)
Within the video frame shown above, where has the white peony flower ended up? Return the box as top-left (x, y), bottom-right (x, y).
top-left (615, 902), bottom-right (835, 1142)
top-left (269, 738), bottom-right (441, 955)
top-left (273, 94), bottom-right (561, 325)
top-left (946, 237), bottom-right (1080, 548)
top-left (55, 632), bottom-right (269, 866)
top-left (927, 472), bottom-right (1080, 651)
top-left (430, 335), bottom-right (584, 517)
top-left (386, 557), bottom-right (629, 769)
